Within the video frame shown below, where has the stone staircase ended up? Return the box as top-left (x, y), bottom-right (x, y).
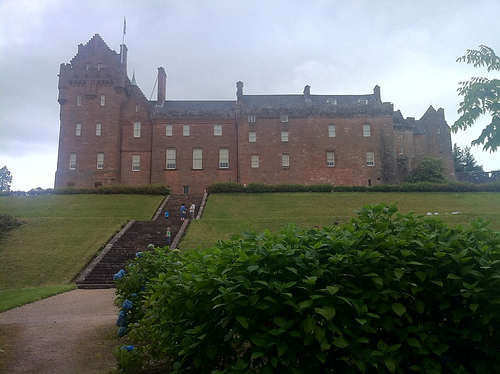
top-left (76, 193), bottom-right (204, 289)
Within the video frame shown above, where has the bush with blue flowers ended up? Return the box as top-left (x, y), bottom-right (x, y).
top-left (113, 204), bottom-right (500, 373)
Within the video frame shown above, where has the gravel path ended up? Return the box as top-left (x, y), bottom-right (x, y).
top-left (0, 289), bottom-right (119, 373)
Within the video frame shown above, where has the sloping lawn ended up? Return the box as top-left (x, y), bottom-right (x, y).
top-left (181, 192), bottom-right (500, 250)
top-left (0, 194), bottom-right (164, 311)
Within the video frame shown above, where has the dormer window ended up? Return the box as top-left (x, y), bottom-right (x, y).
top-left (327, 98), bottom-right (337, 105)
top-left (248, 115), bottom-right (256, 123)
top-left (281, 115), bottom-right (289, 123)
top-left (358, 98), bottom-right (368, 105)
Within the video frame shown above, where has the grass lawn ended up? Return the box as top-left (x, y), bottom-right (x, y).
top-left (180, 192), bottom-right (500, 251)
top-left (0, 194), bottom-right (165, 311)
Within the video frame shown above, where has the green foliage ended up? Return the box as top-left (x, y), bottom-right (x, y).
top-left (0, 214), bottom-right (25, 240)
top-left (0, 166), bottom-right (12, 192)
top-left (114, 204), bottom-right (500, 373)
top-left (453, 144), bottom-right (484, 172)
top-left (453, 45), bottom-right (500, 152)
top-left (0, 184), bottom-right (170, 196)
top-left (406, 157), bottom-right (447, 184)
top-left (207, 181), bottom-right (500, 194)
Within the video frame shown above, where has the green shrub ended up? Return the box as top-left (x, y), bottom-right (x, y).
top-left (204, 181), bottom-right (500, 194)
top-left (406, 157), bottom-right (448, 184)
top-left (0, 214), bottom-right (25, 239)
top-left (115, 204), bottom-right (500, 373)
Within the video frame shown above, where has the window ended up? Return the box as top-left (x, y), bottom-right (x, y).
top-left (358, 98), bottom-right (368, 104)
top-left (248, 115), bottom-right (256, 123)
top-left (328, 124), bottom-right (336, 137)
top-left (132, 155), bottom-right (140, 171)
top-left (193, 148), bottom-right (202, 169)
top-left (96, 122), bottom-right (102, 136)
top-left (399, 146), bottom-right (404, 155)
top-left (135, 104), bottom-right (139, 113)
top-left (214, 124), bottom-right (222, 136)
top-left (77, 95), bottom-right (82, 107)
top-left (327, 151), bottom-right (335, 167)
top-left (363, 124), bottom-right (371, 137)
top-left (398, 129), bottom-right (403, 139)
top-left (251, 154), bottom-right (259, 168)
top-left (166, 148), bottom-right (176, 169)
top-left (134, 122), bottom-right (141, 137)
top-left (97, 153), bottom-right (104, 169)
top-left (69, 153), bottom-right (76, 170)
top-left (97, 63), bottom-right (102, 71)
top-left (281, 130), bottom-right (289, 142)
top-left (219, 148), bottom-right (229, 168)
top-left (183, 124), bottom-right (190, 136)
top-left (249, 131), bottom-right (256, 142)
top-left (282, 153), bottom-right (289, 167)
top-left (166, 124), bottom-right (172, 136)
top-left (436, 127), bottom-right (441, 135)
top-left (281, 114), bottom-right (289, 123)
top-left (76, 122), bottom-right (81, 136)
top-left (366, 151), bottom-right (375, 166)
top-left (327, 98), bottom-right (337, 105)
top-left (100, 94), bottom-right (105, 106)
top-left (183, 186), bottom-right (190, 194)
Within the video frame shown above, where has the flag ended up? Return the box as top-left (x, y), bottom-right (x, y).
top-left (123, 16), bottom-right (126, 35)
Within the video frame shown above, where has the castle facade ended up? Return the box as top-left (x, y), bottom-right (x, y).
top-left (55, 34), bottom-right (454, 193)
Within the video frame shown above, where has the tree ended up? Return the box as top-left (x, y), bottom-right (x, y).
top-left (452, 143), bottom-right (484, 172)
top-left (0, 166), bottom-right (12, 192)
top-left (452, 45), bottom-right (500, 152)
top-left (406, 157), bottom-right (447, 183)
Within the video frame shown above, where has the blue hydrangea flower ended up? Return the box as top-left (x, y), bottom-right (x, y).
top-left (113, 269), bottom-right (125, 281)
top-left (116, 313), bottom-right (127, 327)
top-left (122, 299), bottom-right (133, 311)
top-left (131, 293), bottom-right (137, 298)
top-left (136, 251), bottom-right (144, 258)
top-left (121, 345), bottom-right (135, 352)
top-left (118, 326), bottom-right (127, 337)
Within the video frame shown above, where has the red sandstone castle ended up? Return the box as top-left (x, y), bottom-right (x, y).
top-left (55, 34), bottom-right (454, 193)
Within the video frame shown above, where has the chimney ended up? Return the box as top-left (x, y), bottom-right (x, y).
top-left (236, 81), bottom-right (243, 103)
top-left (157, 67), bottom-right (166, 106)
top-left (303, 85), bottom-right (311, 102)
top-left (120, 44), bottom-right (128, 68)
top-left (373, 85), bottom-right (381, 103)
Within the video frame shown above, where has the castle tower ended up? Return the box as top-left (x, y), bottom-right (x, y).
top-left (54, 34), bottom-right (129, 188)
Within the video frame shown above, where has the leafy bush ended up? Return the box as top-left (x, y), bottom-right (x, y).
top-left (0, 214), bottom-right (25, 239)
top-left (406, 157), bottom-right (448, 184)
top-left (115, 204), bottom-right (500, 373)
top-left (205, 180), bottom-right (500, 194)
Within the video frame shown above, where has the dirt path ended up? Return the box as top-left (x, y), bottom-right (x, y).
top-left (0, 289), bottom-right (119, 374)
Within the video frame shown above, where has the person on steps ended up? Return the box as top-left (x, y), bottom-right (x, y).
top-left (189, 202), bottom-right (196, 220)
top-left (180, 203), bottom-right (186, 221)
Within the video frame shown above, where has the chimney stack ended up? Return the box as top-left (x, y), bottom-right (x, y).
top-left (157, 67), bottom-right (166, 106)
top-left (303, 85), bottom-right (311, 102)
top-left (236, 81), bottom-right (243, 103)
top-left (373, 85), bottom-right (381, 103)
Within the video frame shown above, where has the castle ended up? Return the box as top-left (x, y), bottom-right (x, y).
top-left (55, 34), bottom-right (454, 193)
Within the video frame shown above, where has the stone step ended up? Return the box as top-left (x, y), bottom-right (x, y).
top-left (76, 193), bottom-right (204, 289)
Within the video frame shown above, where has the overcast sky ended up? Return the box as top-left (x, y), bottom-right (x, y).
top-left (1, 0), bottom-right (499, 191)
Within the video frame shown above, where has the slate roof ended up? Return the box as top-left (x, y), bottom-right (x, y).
top-left (241, 94), bottom-right (376, 108)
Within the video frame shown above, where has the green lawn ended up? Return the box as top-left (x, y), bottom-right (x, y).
top-left (180, 192), bottom-right (500, 251)
top-left (1, 191), bottom-right (499, 311)
top-left (0, 194), bottom-right (165, 311)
